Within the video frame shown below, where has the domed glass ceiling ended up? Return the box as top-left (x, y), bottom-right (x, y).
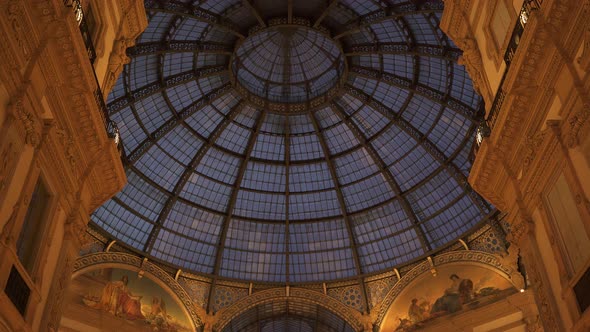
top-left (232, 25), bottom-right (345, 103)
top-left (93, 0), bottom-right (491, 284)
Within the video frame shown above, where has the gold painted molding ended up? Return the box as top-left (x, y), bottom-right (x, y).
top-left (213, 287), bottom-right (366, 331)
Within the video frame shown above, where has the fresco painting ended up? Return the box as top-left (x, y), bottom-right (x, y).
top-left (382, 264), bottom-right (515, 332)
top-left (61, 267), bottom-right (193, 332)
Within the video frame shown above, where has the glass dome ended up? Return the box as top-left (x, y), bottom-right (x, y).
top-left (232, 25), bottom-right (345, 104)
top-left (94, 0), bottom-right (491, 284)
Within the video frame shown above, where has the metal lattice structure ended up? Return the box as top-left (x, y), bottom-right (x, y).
top-left (93, 0), bottom-right (490, 293)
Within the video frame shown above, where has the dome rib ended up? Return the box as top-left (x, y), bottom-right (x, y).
top-left (127, 40), bottom-right (234, 57)
top-left (308, 110), bottom-right (364, 277)
top-left (143, 101), bottom-right (246, 252)
top-left (332, 2), bottom-right (443, 40)
top-left (94, 0), bottom-right (494, 284)
top-left (147, 0), bottom-right (245, 39)
top-left (212, 108), bottom-right (268, 277)
top-left (284, 116), bottom-right (291, 281)
top-left (123, 84), bottom-right (233, 164)
top-left (344, 42), bottom-right (461, 62)
top-left (329, 102), bottom-right (432, 253)
top-left (348, 66), bottom-right (477, 120)
top-left (109, 66), bottom-right (228, 116)
top-left (343, 85), bottom-right (489, 214)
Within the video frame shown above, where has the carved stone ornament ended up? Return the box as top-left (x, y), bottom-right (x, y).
top-left (457, 38), bottom-right (486, 97)
top-left (507, 216), bottom-right (534, 245)
top-left (13, 99), bottom-right (41, 148)
top-left (73, 252), bottom-right (204, 329)
top-left (104, 38), bottom-right (134, 94)
top-left (525, 314), bottom-right (544, 332)
top-left (521, 130), bottom-right (547, 176)
top-left (55, 128), bottom-right (77, 169)
top-left (46, 254), bottom-right (76, 332)
top-left (495, 244), bottom-right (526, 290)
top-left (64, 215), bottom-right (87, 247)
top-left (375, 250), bottom-right (524, 327)
top-left (566, 104), bottom-right (590, 148)
top-left (7, 1), bottom-right (32, 62)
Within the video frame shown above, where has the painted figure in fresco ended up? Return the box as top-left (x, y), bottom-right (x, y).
top-left (147, 296), bottom-right (183, 330)
top-left (430, 274), bottom-right (473, 315)
top-left (151, 296), bottom-right (167, 318)
top-left (408, 298), bottom-right (427, 323)
top-left (93, 275), bottom-right (145, 320)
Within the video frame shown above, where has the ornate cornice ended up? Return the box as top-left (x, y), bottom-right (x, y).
top-left (566, 104), bottom-right (590, 148)
top-left (28, 0), bottom-right (128, 211)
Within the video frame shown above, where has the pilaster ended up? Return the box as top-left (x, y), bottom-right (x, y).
top-left (41, 203), bottom-right (87, 332)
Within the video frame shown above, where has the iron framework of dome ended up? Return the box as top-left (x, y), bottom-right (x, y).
top-left (94, 0), bottom-right (492, 284)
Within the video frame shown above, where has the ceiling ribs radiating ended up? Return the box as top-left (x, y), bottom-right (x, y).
top-left (344, 85), bottom-right (490, 215)
top-left (242, 0), bottom-right (266, 27)
top-left (314, 0), bottom-right (338, 28)
top-left (329, 102), bottom-right (431, 252)
top-left (94, 0), bottom-right (493, 289)
top-left (284, 116), bottom-right (291, 283)
top-left (348, 65), bottom-right (476, 120)
top-left (309, 113), bottom-right (362, 275)
top-left (124, 83), bottom-right (232, 163)
top-left (206, 109), bottom-right (268, 312)
top-left (308, 110), bottom-right (369, 310)
top-left (334, 2), bottom-right (444, 39)
top-left (147, 0), bottom-right (245, 38)
top-left (107, 67), bottom-right (228, 115)
top-left (143, 102), bottom-right (247, 252)
top-left (127, 40), bottom-right (234, 56)
top-left (344, 42), bottom-right (461, 61)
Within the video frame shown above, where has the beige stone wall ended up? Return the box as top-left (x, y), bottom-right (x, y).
top-left (0, 0), bottom-right (144, 331)
top-left (442, 0), bottom-right (590, 330)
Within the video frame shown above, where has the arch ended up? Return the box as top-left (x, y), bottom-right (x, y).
top-left (214, 287), bottom-right (365, 331)
top-left (221, 303), bottom-right (354, 332)
top-left (374, 250), bottom-right (523, 328)
top-left (72, 252), bottom-right (202, 330)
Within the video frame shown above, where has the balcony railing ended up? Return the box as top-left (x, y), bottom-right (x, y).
top-left (63, 0), bottom-right (97, 64)
top-left (472, 0), bottom-right (542, 158)
top-left (63, 0), bottom-right (123, 155)
top-left (504, 0), bottom-right (543, 66)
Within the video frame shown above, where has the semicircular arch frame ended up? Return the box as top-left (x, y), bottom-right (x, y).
top-left (214, 287), bottom-right (366, 331)
top-left (73, 252), bottom-right (203, 330)
top-left (374, 250), bottom-right (524, 327)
